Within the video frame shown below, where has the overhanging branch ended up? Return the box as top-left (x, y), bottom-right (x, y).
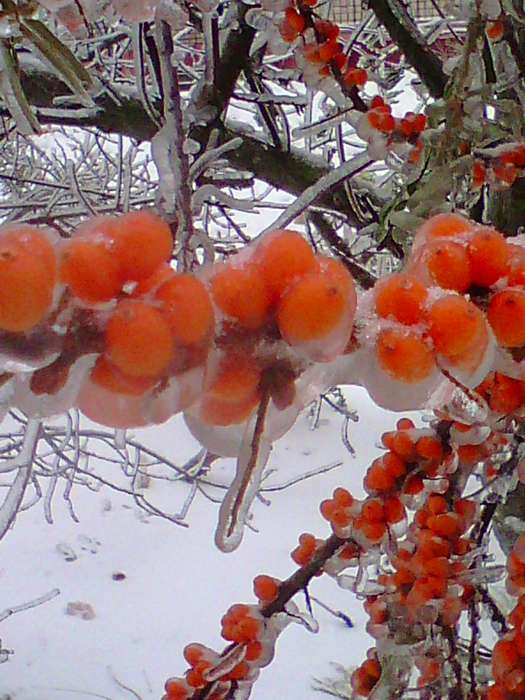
top-left (368, 0), bottom-right (448, 98)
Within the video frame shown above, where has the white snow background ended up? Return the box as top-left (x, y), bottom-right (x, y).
top-left (1, 388), bottom-right (419, 700)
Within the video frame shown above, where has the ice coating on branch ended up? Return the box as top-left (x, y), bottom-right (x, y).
top-left (12, 354), bottom-right (97, 419)
top-left (215, 404), bottom-right (273, 552)
top-left (0, 330), bottom-right (62, 374)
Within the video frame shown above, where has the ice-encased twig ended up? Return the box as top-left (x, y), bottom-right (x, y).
top-left (0, 418), bottom-right (41, 539)
top-left (259, 152), bottom-right (372, 236)
top-left (215, 391), bottom-right (272, 553)
top-left (0, 587), bottom-right (60, 623)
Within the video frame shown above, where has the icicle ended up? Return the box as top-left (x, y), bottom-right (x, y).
top-left (215, 395), bottom-right (272, 552)
top-left (114, 429), bottom-right (127, 450)
top-left (287, 608), bottom-right (319, 634)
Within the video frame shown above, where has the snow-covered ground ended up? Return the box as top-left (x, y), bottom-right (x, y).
top-left (0, 387), bottom-right (414, 700)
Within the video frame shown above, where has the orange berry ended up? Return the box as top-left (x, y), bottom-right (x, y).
top-left (427, 512), bottom-right (463, 539)
top-left (3, 225), bottom-right (57, 276)
top-left (426, 240), bottom-right (472, 292)
top-left (227, 661), bottom-right (250, 681)
top-left (318, 255), bottom-right (355, 296)
top-left (156, 273), bottom-right (214, 344)
top-left (0, 228), bottom-right (56, 331)
top-left (368, 109), bottom-right (395, 133)
top-left (508, 244), bottom-right (525, 286)
top-left (254, 230), bottom-right (318, 303)
top-left (397, 418), bottom-right (415, 430)
top-left (90, 356), bottom-right (158, 396)
top-left (333, 487), bottom-right (354, 507)
top-left (285, 6), bottom-right (305, 33)
top-left (245, 641), bottom-right (263, 661)
top-left (472, 159), bottom-right (487, 189)
top-left (376, 328), bottom-right (434, 383)
top-left (207, 356), bottom-right (261, 404)
top-left (457, 443), bottom-right (486, 466)
top-left (416, 435), bottom-right (443, 462)
top-left (488, 289), bottom-right (525, 347)
top-left (111, 210), bottom-right (173, 282)
top-left (419, 212), bottom-right (474, 240)
top-left (383, 496), bottom-right (405, 524)
top-left (403, 474), bottom-right (424, 496)
top-left (210, 263), bottom-right (270, 330)
top-left (374, 273), bottom-right (428, 325)
top-left (253, 574), bottom-right (280, 603)
top-left (477, 372), bottom-right (524, 412)
top-left (200, 394), bottom-right (259, 426)
top-left (105, 300), bottom-right (174, 378)
top-left (314, 19), bottom-right (340, 41)
top-left (164, 677), bottom-right (191, 700)
top-left (467, 227), bottom-right (510, 287)
top-left (318, 39), bottom-right (342, 63)
top-left (364, 462), bottom-right (396, 493)
top-left (389, 430), bottom-right (417, 459)
top-left (493, 160), bottom-right (518, 187)
top-left (133, 262), bottom-right (175, 296)
top-left (360, 520), bottom-right (387, 542)
top-left (59, 235), bottom-right (123, 304)
top-left (428, 295), bottom-right (485, 359)
top-left (344, 67), bottom-right (367, 86)
top-left (277, 269), bottom-right (351, 343)
top-left (183, 643), bottom-right (206, 666)
top-left (279, 18), bottom-right (300, 43)
top-left (361, 498), bottom-right (385, 522)
top-left (486, 18), bottom-right (505, 41)
top-left (382, 452), bottom-right (407, 478)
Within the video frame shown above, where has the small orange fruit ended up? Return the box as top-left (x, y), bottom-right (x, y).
top-left (254, 229), bottom-right (318, 303)
top-left (112, 210), bottom-right (173, 281)
top-left (374, 273), bottom-right (428, 325)
top-left (0, 229), bottom-right (56, 331)
top-left (210, 263), bottom-right (270, 330)
top-left (277, 269), bottom-right (350, 344)
top-left (105, 300), bottom-right (174, 377)
top-left (376, 328), bottom-right (434, 383)
top-left (488, 288), bottom-right (525, 347)
top-left (156, 274), bottom-right (214, 344)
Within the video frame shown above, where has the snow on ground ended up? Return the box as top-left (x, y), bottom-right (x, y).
top-left (1, 388), bottom-right (417, 700)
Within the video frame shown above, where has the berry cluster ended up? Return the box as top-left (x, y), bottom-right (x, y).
top-left (359, 211), bottom-right (525, 402)
top-left (472, 144), bottom-right (525, 190)
top-left (350, 649), bottom-right (382, 698)
top-left (277, 2), bottom-right (367, 88)
top-left (356, 96), bottom-right (427, 163)
top-left (163, 594), bottom-right (291, 699)
top-left (0, 215), bottom-right (362, 457)
top-left (487, 534), bottom-right (525, 699)
top-left (6, 209), bottom-right (525, 457)
top-left (164, 399), bottom-right (518, 699)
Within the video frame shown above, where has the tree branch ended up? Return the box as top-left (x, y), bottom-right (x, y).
top-left (368, 0), bottom-right (448, 98)
top-left (10, 63), bottom-right (376, 228)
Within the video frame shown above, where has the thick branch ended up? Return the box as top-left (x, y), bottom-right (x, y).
top-left (368, 0), bottom-right (447, 98)
top-left (11, 65), bottom-right (374, 227)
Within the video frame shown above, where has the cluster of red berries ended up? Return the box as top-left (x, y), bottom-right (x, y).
top-left (163, 579), bottom-right (289, 700)
top-left (163, 409), bottom-right (504, 699)
top-left (487, 535), bottom-right (525, 699)
top-left (278, 3), bottom-right (367, 86)
top-left (356, 96), bottom-right (426, 163)
top-left (472, 144), bottom-right (525, 190)
top-left (350, 648), bottom-right (382, 698)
